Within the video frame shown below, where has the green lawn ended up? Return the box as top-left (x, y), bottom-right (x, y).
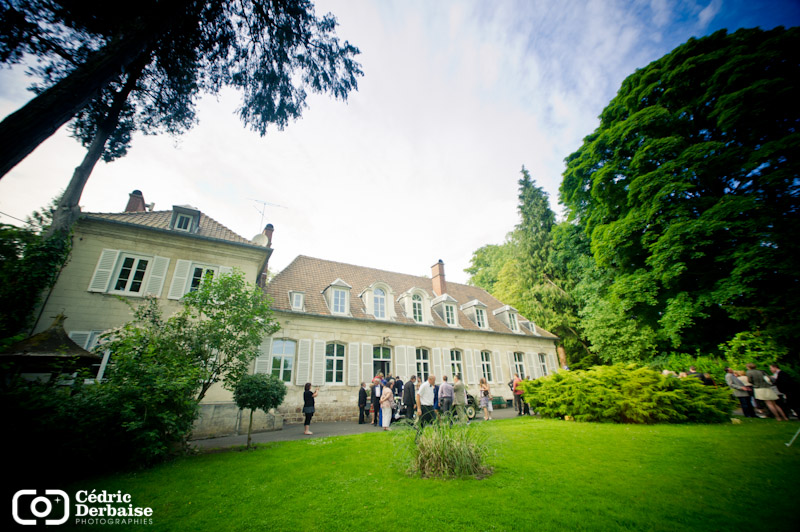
top-left (64, 418), bottom-right (799, 531)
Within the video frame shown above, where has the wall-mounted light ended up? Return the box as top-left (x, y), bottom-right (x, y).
top-left (382, 336), bottom-right (391, 346)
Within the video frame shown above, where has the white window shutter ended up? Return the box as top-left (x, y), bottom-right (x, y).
top-left (254, 338), bottom-right (272, 375)
top-left (361, 343), bottom-right (373, 382)
top-left (143, 256), bottom-right (170, 297)
top-left (347, 342), bottom-right (360, 386)
top-left (219, 265), bottom-right (233, 276)
top-left (395, 346), bottom-right (407, 381)
top-left (311, 340), bottom-right (326, 386)
top-left (168, 260), bottom-right (192, 299)
top-left (296, 339), bottom-right (311, 385)
top-left (87, 249), bottom-right (119, 292)
top-left (68, 331), bottom-right (91, 349)
top-left (527, 353), bottom-right (538, 379)
top-left (549, 352), bottom-right (558, 373)
top-left (465, 349), bottom-right (475, 384)
top-left (432, 348), bottom-right (442, 380)
top-left (493, 351), bottom-right (503, 384)
top-left (507, 351), bottom-right (516, 379)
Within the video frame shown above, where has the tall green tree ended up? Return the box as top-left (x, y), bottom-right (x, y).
top-left (0, 1), bottom-right (362, 234)
top-left (560, 27), bottom-right (800, 363)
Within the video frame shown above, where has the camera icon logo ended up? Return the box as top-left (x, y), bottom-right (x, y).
top-left (12, 489), bottom-right (70, 526)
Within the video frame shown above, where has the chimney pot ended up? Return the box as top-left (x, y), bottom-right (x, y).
top-left (263, 223), bottom-right (274, 247)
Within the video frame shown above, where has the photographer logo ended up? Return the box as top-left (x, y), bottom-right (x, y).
top-left (12, 489), bottom-right (70, 526)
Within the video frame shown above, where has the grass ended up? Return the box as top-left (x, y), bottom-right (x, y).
top-left (61, 418), bottom-right (800, 531)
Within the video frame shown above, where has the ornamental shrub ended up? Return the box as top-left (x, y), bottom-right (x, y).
top-left (407, 419), bottom-right (492, 479)
top-left (520, 364), bottom-right (734, 424)
top-left (234, 373), bottom-right (287, 449)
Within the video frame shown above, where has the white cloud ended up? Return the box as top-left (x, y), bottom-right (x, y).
top-left (0, 0), bottom-right (788, 284)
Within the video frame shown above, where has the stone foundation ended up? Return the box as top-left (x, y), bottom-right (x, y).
top-left (191, 402), bottom-right (284, 439)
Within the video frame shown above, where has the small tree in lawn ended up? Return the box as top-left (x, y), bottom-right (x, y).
top-left (180, 269), bottom-right (280, 401)
top-left (234, 374), bottom-right (287, 449)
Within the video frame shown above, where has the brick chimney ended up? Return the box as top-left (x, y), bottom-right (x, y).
top-left (264, 223), bottom-right (274, 248)
top-left (125, 190), bottom-right (146, 212)
top-left (431, 259), bottom-right (446, 296)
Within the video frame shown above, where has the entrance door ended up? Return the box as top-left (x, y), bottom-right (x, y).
top-left (373, 345), bottom-right (391, 379)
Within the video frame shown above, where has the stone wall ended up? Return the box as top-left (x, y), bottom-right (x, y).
top-left (192, 403), bottom-right (284, 439)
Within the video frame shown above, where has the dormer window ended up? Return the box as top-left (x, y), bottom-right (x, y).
top-left (322, 279), bottom-right (352, 316)
top-left (374, 288), bottom-right (386, 319)
top-left (432, 294), bottom-right (459, 327)
top-left (175, 214), bottom-right (192, 231)
top-left (170, 205), bottom-right (200, 233)
top-left (412, 294), bottom-right (423, 323)
top-left (475, 308), bottom-right (486, 328)
top-left (332, 288), bottom-right (347, 314)
top-left (444, 304), bottom-right (456, 325)
top-left (493, 305), bottom-right (522, 333)
top-left (290, 291), bottom-right (305, 311)
top-left (460, 299), bottom-right (489, 329)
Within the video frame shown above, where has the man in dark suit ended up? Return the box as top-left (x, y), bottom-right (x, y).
top-left (358, 382), bottom-right (368, 424)
top-left (402, 375), bottom-right (416, 420)
top-left (770, 364), bottom-right (799, 419)
top-left (371, 379), bottom-right (382, 426)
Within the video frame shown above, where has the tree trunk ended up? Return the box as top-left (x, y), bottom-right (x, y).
top-left (47, 56), bottom-right (148, 237)
top-left (247, 409), bottom-right (254, 449)
top-left (0, 0), bottom-right (198, 179)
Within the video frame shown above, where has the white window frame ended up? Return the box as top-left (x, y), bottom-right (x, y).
top-left (475, 308), bottom-right (487, 329)
top-left (271, 339), bottom-right (296, 383)
top-left (513, 352), bottom-right (526, 378)
top-left (450, 349), bottom-right (463, 378)
top-left (110, 253), bottom-right (152, 296)
top-left (188, 264), bottom-right (219, 293)
top-left (480, 350), bottom-right (493, 382)
top-left (412, 294), bottom-right (423, 323)
top-left (538, 353), bottom-right (549, 377)
top-left (325, 342), bottom-right (345, 384)
top-left (168, 260), bottom-right (230, 300)
top-left (445, 304), bottom-right (456, 325)
top-left (175, 213), bottom-right (192, 232)
top-left (374, 288), bottom-right (386, 319)
top-left (332, 288), bottom-right (348, 315)
top-left (416, 348), bottom-right (430, 381)
top-left (508, 312), bottom-right (519, 332)
top-left (290, 292), bottom-right (304, 311)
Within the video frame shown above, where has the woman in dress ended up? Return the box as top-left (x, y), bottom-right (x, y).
top-left (479, 377), bottom-right (492, 421)
top-left (303, 382), bottom-right (318, 435)
top-left (380, 379), bottom-right (395, 431)
top-left (746, 363), bottom-right (788, 421)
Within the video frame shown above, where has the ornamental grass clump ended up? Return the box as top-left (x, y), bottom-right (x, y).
top-left (407, 418), bottom-right (492, 479)
top-left (521, 363), bottom-right (734, 424)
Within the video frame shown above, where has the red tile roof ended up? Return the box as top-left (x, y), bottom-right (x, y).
top-left (84, 210), bottom-right (256, 246)
top-left (266, 255), bottom-right (558, 339)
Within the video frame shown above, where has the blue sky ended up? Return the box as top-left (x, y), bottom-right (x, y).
top-left (0, 0), bottom-right (798, 283)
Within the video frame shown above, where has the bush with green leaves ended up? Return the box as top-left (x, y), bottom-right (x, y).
top-left (234, 373), bottom-right (287, 448)
top-left (406, 418), bottom-right (492, 479)
top-left (521, 364), bottom-right (734, 424)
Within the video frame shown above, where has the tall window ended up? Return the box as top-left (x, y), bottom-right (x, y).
top-left (271, 340), bottom-right (295, 382)
top-left (189, 265), bottom-right (216, 292)
top-left (508, 313), bottom-right (518, 332)
top-left (538, 353), bottom-right (548, 376)
top-left (513, 352), bottom-right (526, 378)
top-left (113, 255), bottom-right (149, 294)
top-left (374, 288), bottom-right (386, 319)
top-left (373, 345), bottom-right (391, 377)
top-left (480, 351), bottom-right (493, 382)
top-left (450, 349), bottom-right (463, 378)
top-left (445, 304), bottom-right (456, 325)
top-left (325, 343), bottom-right (345, 383)
top-left (332, 288), bottom-right (347, 314)
top-left (412, 294), bottom-right (423, 323)
top-left (416, 348), bottom-right (430, 381)
top-left (475, 308), bottom-right (486, 328)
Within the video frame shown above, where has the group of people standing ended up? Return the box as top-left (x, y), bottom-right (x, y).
top-left (356, 372), bottom-right (497, 429)
top-left (725, 363), bottom-right (799, 421)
